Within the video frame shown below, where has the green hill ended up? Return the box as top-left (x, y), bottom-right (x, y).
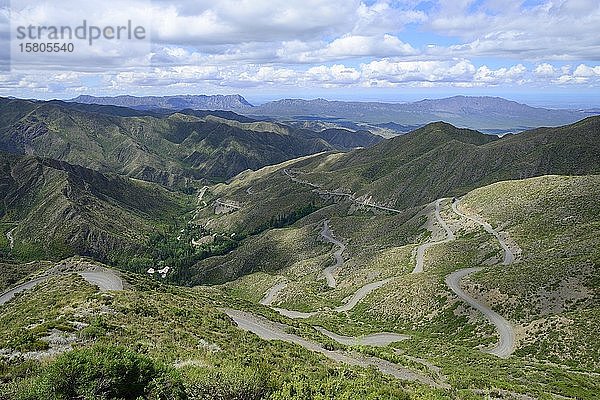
top-left (0, 98), bottom-right (381, 189)
top-left (0, 152), bottom-right (190, 262)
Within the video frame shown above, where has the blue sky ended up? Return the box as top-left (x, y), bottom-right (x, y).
top-left (1, 0), bottom-right (599, 107)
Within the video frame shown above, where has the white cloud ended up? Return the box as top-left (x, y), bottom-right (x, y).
top-left (573, 64), bottom-right (600, 77)
top-left (428, 0), bottom-right (600, 61)
top-left (361, 59), bottom-right (476, 84)
top-left (534, 63), bottom-right (557, 77)
top-left (0, 0), bottom-right (599, 96)
top-left (474, 64), bottom-right (527, 85)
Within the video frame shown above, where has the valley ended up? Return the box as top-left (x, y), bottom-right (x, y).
top-left (0, 101), bottom-right (598, 399)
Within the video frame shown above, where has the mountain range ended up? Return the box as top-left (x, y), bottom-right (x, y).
top-left (0, 97), bottom-right (381, 188)
top-left (71, 94), bottom-right (253, 110)
top-left (71, 94), bottom-right (599, 132)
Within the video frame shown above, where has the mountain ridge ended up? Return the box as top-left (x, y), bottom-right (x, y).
top-left (66, 94), bottom-right (599, 132)
top-left (0, 97), bottom-right (382, 188)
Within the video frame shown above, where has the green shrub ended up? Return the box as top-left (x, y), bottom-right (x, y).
top-left (16, 345), bottom-right (186, 400)
top-left (184, 363), bottom-right (270, 400)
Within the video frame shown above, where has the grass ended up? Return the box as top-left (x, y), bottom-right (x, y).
top-left (0, 272), bottom-right (445, 400)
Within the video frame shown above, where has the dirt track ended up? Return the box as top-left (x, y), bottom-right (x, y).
top-left (222, 308), bottom-right (443, 387)
top-left (320, 220), bottom-right (346, 288)
top-left (0, 268), bottom-right (124, 306)
top-left (413, 199), bottom-right (455, 274)
top-left (448, 198), bottom-right (516, 358)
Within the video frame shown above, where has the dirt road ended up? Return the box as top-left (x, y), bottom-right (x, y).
top-left (259, 280), bottom-right (287, 306)
top-left (452, 199), bottom-right (515, 265)
top-left (448, 198), bottom-right (516, 357)
top-left (0, 268), bottom-right (124, 306)
top-left (321, 220), bottom-right (346, 288)
top-left (6, 227), bottom-right (16, 250)
top-left (333, 278), bottom-right (391, 312)
top-left (413, 199), bottom-right (455, 273)
top-left (445, 267), bottom-right (515, 358)
top-left (222, 308), bottom-right (442, 387)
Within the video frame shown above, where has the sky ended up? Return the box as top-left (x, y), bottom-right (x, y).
top-left (0, 0), bottom-right (599, 107)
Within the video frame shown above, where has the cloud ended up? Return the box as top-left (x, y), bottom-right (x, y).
top-left (534, 63), bottom-right (557, 77)
top-left (0, 0), bottom-right (598, 97)
top-left (474, 64), bottom-right (527, 86)
top-left (361, 59), bottom-right (476, 84)
top-left (427, 0), bottom-right (600, 61)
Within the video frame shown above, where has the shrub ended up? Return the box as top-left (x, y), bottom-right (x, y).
top-left (16, 345), bottom-right (186, 400)
top-left (184, 363), bottom-right (270, 400)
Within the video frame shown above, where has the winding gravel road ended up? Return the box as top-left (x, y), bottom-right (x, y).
top-left (333, 278), bottom-right (392, 312)
top-left (0, 268), bottom-right (124, 306)
top-left (259, 280), bottom-right (288, 306)
top-left (222, 308), bottom-right (441, 387)
top-left (6, 227), bottom-right (16, 250)
top-left (321, 220), bottom-right (346, 288)
top-left (448, 198), bottom-right (516, 358)
top-left (284, 169), bottom-right (401, 213)
top-left (445, 267), bottom-right (515, 358)
top-left (451, 199), bottom-right (515, 265)
top-left (413, 199), bottom-right (455, 274)
top-left (270, 277), bottom-right (393, 318)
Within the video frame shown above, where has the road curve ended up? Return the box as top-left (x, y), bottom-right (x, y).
top-left (259, 280), bottom-right (287, 306)
top-left (269, 277), bottom-right (392, 319)
top-left (321, 220), bottom-right (346, 288)
top-left (6, 227), bottom-right (16, 250)
top-left (445, 268), bottom-right (515, 358)
top-left (0, 268), bottom-right (124, 306)
top-left (452, 199), bottom-right (514, 265)
top-left (413, 199), bottom-right (455, 274)
top-left (78, 270), bottom-right (124, 291)
top-left (334, 278), bottom-right (391, 312)
top-left (222, 308), bottom-right (441, 387)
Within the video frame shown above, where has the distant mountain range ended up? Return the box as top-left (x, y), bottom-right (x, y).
top-left (70, 94), bottom-right (599, 133)
top-left (71, 94), bottom-right (252, 111)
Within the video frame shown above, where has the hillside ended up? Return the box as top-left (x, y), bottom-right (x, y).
top-left (0, 115), bottom-right (599, 399)
top-left (0, 97), bottom-right (381, 187)
top-left (190, 117), bottom-right (600, 238)
top-left (186, 173), bottom-right (599, 398)
top-left (2, 172), bottom-right (597, 398)
top-left (0, 152), bottom-right (190, 262)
